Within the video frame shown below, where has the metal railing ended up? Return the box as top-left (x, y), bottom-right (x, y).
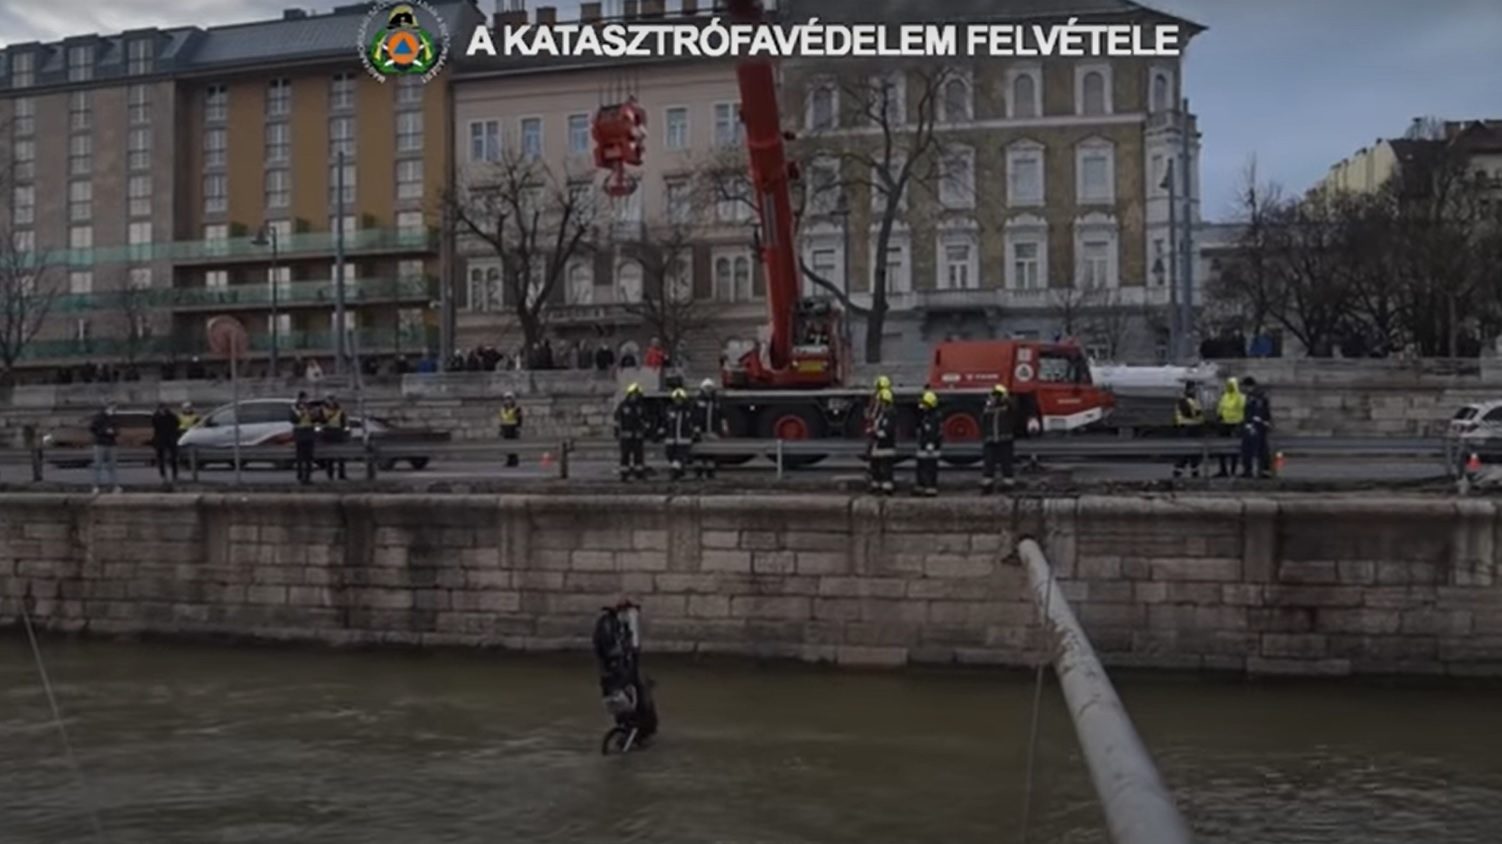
top-left (1018, 538), bottom-right (1194, 844)
top-left (46, 277), bottom-right (435, 314)
top-left (18, 228), bottom-right (438, 269)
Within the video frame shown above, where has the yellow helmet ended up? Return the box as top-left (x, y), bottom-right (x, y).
top-left (671, 388), bottom-right (688, 402)
top-left (921, 391), bottom-right (939, 409)
top-left (626, 383), bottom-right (643, 396)
top-left (875, 375), bottom-right (892, 391)
top-left (877, 389), bottom-right (895, 405)
top-left (993, 384), bottom-right (1009, 396)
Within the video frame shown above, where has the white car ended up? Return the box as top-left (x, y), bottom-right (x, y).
top-left (1445, 400), bottom-right (1502, 474)
top-left (178, 398), bottom-right (438, 470)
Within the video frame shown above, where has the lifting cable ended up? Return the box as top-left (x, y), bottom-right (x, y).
top-left (19, 594), bottom-right (109, 843)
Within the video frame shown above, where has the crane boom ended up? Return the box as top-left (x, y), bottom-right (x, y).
top-left (724, 0), bottom-right (801, 373)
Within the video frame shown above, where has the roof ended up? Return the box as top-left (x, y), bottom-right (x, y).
top-left (779, 0), bottom-right (1204, 32)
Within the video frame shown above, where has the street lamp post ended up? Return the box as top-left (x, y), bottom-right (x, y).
top-left (252, 224), bottom-right (280, 378)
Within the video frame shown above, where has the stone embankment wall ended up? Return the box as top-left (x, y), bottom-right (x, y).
top-left (2, 493), bottom-right (1499, 677)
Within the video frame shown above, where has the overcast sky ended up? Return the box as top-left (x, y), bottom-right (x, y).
top-left (0, 0), bottom-right (1497, 218)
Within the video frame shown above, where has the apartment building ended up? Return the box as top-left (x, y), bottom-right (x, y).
top-left (1318, 119), bottom-right (1502, 199)
top-left (783, 0), bottom-right (1205, 362)
top-left (0, 1), bottom-right (483, 380)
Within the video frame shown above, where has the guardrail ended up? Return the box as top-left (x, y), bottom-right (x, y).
top-left (1019, 538), bottom-right (1194, 844)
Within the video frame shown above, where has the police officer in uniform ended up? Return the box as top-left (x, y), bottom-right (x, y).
top-left (661, 388), bottom-right (698, 481)
top-left (291, 392), bottom-right (319, 485)
top-left (322, 394), bottom-right (349, 480)
top-left (1173, 382), bottom-right (1206, 479)
top-left (498, 391), bottom-right (523, 468)
top-left (914, 391), bottom-right (942, 497)
top-left (868, 389), bottom-right (897, 496)
top-left (615, 383), bottom-right (649, 482)
top-left (693, 379), bottom-right (724, 480)
top-left (981, 384), bottom-right (1017, 494)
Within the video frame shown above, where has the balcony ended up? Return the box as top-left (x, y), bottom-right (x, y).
top-left (246, 326), bottom-right (436, 354)
top-left (25, 228), bottom-right (438, 269)
top-left (172, 277), bottom-right (434, 312)
top-left (18, 336), bottom-right (176, 362)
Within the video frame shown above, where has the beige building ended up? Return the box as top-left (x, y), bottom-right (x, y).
top-left (1317, 119), bottom-right (1502, 198)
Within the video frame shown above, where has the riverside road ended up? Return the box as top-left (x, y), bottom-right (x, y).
top-left (3, 640), bottom-right (1501, 844)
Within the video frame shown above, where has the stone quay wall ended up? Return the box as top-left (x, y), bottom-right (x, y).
top-left (1, 492), bottom-right (1499, 677)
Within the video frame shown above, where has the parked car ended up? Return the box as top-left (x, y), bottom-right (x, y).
top-left (1445, 400), bottom-right (1502, 475)
top-left (177, 398), bottom-right (447, 470)
top-left (42, 410), bottom-right (158, 467)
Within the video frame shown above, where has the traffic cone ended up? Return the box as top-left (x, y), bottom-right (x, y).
top-left (1273, 452), bottom-right (1287, 476)
top-left (1467, 453), bottom-right (1483, 475)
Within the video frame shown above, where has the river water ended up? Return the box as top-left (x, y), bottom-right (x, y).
top-left (2, 639), bottom-right (1500, 844)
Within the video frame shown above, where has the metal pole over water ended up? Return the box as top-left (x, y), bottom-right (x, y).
top-left (334, 150), bottom-right (348, 377)
top-left (1018, 538), bottom-right (1194, 844)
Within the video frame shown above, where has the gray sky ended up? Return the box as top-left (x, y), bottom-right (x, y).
top-left (1, 0), bottom-right (1497, 218)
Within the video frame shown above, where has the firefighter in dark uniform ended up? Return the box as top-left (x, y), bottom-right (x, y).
top-left (981, 384), bottom-right (1017, 494)
top-left (498, 391), bottom-right (523, 468)
top-left (868, 388), bottom-right (897, 496)
top-left (693, 379), bottom-right (724, 480)
top-left (615, 383), bottom-right (649, 482)
top-left (1173, 381), bottom-right (1206, 479)
top-left (914, 390), bottom-right (942, 497)
top-left (322, 394), bottom-right (349, 480)
top-left (291, 392), bottom-right (319, 485)
top-left (863, 375), bottom-right (892, 489)
top-left (661, 388), bottom-right (698, 481)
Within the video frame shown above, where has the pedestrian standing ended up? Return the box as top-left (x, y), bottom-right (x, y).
top-left (615, 383), bottom-right (649, 482)
top-left (498, 392), bottom-right (523, 468)
top-left (322, 394), bottom-right (349, 480)
top-left (291, 392), bottom-right (318, 485)
top-left (90, 403), bottom-right (121, 493)
top-left (1214, 377), bottom-right (1246, 478)
top-left (914, 391), bottom-right (943, 497)
top-left (1173, 382), bottom-right (1206, 479)
top-left (693, 379), bottom-right (724, 480)
top-left (661, 388), bottom-right (698, 481)
top-left (1241, 377), bottom-right (1274, 478)
top-left (151, 402), bottom-right (181, 486)
top-left (981, 385), bottom-right (1017, 494)
top-left (868, 389), bottom-right (897, 496)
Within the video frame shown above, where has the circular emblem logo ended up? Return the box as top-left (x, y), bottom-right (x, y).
top-left (358, 1), bottom-right (451, 83)
top-left (1014, 363), bottom-right (1035, 382)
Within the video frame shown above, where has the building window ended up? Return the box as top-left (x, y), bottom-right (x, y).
top-left (806, 243), bottom-right (844, 294)
top-left (871, 238), bottom-right (911, 294)
top-left (938, 234), bottom-right (979, 290)
top-left (1005, 217), bottom-right (1049, 290)
top-left (567, 261), bottom-right (593, 305)
top-left (396, 159), bottom-right (424, 200)
top-left (396, 210), bottom-right (424, 233)
top-left (1077, 139), bottom-right (1115, 204)
top-left (1074, 213), bottom-right (1119, 290)
top-left (1076, 65), bottom-right (1112, 116)
top-left (666, 178), bottom-right (693, 225)
top-left (204, 128), bottom-right (227, 169)
top-left (807, 80), bottom-right (837, 131)
top-left (67, 44), bottom-right (94, 82)
top-left (396, 74), bottom-right (422, 106)
top-left (871, 153), bottom-right (909, 213)
top-left (398, 259), bottom-right (424, 281)
top-left (717, 176), bottom-right (753, 224)
top-left (204, 224), bottom-right (228, 241)
top-left (941, 74), bottom-right (971, 123)
top-left (265, 122), bottom-right (290, 163)
top-left (128, 85), bottom-right (151, 125)
top-left (267, 78), bottom-right (291, 117)
top-left (329, 215), bottom-right (357, 238)
top-left (567, 113), bottom-right (590, 155)
top-left (128, 38), bottom-right (153, 75)
top-left (665, 107), bottom-right (689, 150)
top-left (12, 185), bottom-right (34, 225)
top-left (10, 52), bottom-right (34, 88)
top-left (466, 260), bottom-right (502, 312)
top-left (205, 269), bottom-right (228, 289)
top-left (330, 115), bottom-right (356, 159)
top-left (128, 220), bottom-right (151, 246)
top-left (469, 119), bottom-right (500, 162)
top-left (615, 260), bottom-right (643, 304)
top-left (714, 102), bottom-right (742, 147)
top-left (330, 72), bottom-right (356, 111)
top-left (1009, 69), bottom-right (1041, 119)
top-left (68, 180), bottom-right (92, 222)
top-left (329, 162), bottom-right (356, 206)
top-left (10, 229), bottom-right (31, 256)
top-left (265, 169), bottom-right (290, 208)
top-left (869, 72), bottom-right (906, 126)
top-left (397, 110), bottom-right (424, 152)
top-left (202, 171), bottom-right (225, 211)
top-left (520, 116), bottom-right (542, 159)
top-left (714, 250), bottom-right (754, 302)
top-left (1079, 240), bottom-right (1110, 289)
top-left (69, 270), bottom-right (93, 295)
top-left (69, 225), bottom-right (92, 251)
top-left (12, 138), bottom-right (33, 181)
top-left (1151, 69), bottom-right (1173, 113)
top-left (205, 85), bottom-right (227, 123)
top-left (128, 174), bottom-right (152, 217)
top-left (939, 145), bottom-right (975, 209)
top-left (121, 127), bottom-right (149, 172)
top-left (13, 97), bottom-right (34, 136)
top-left (806, 157), bottom-right (841, 216)
top-left (1012, 242), bottom-right (1040, 289)
top-left (1007, 141), bottom-right (1045, 206)
top-left (69, 90), bottom-right (92, 132)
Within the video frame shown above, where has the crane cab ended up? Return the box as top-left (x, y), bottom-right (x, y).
top-left (928, 340), bottom-right (1116, 437)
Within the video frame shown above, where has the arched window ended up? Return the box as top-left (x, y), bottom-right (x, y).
top-left (942, 77), bottom-right (970, 123)
top-left (617, 261), bottom-right (642, 303)
top-left (733, 256), bottom-right (752, 300)
top-left (1082, 71), bottom-right (1106, 115)
top-left (714, 256), bottom-right (734, 301)
top-left (1152, 73), bottom-right (1170, 113)
top-left (809, 83), bottom-right (835, 130)
top-left (1012, 73), bottom-right (1037, 118)
top-left (567, 262), bottom-right (593, 305)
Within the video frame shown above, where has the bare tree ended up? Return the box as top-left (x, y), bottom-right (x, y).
top-left (446, 149), bottom-right (598, 352)
top-left (617, 197), bottom-right (716, 369)
top-left (797, 63), bottom-right (953, 363)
